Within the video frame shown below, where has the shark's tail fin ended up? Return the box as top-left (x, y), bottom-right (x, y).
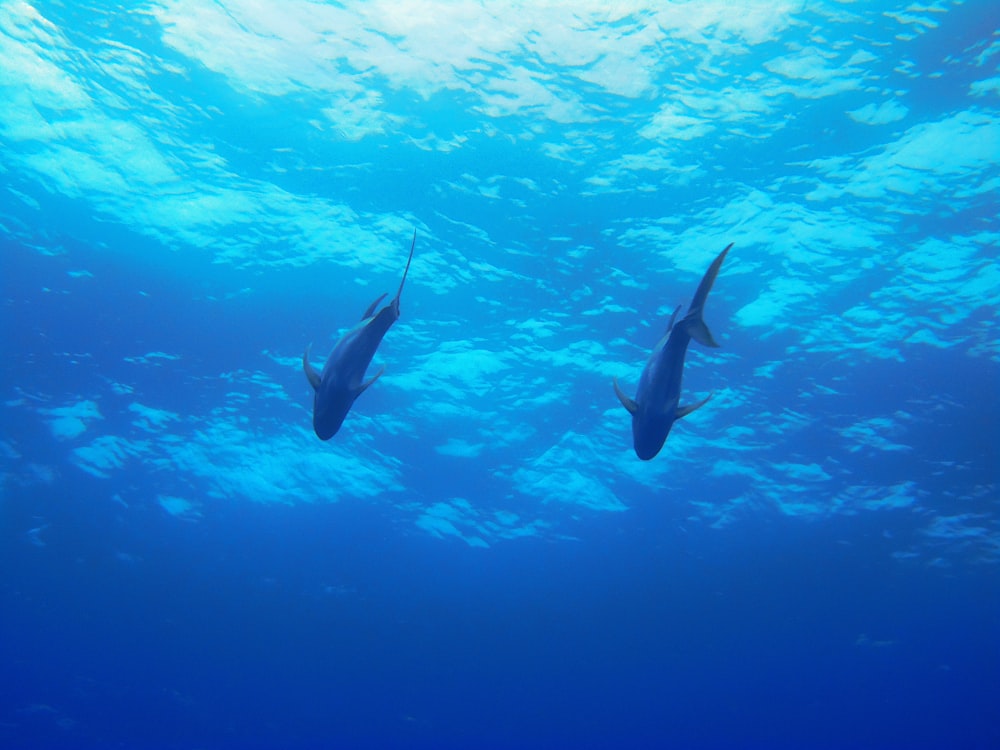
top-left (393, 230), bottom-right (417, 308)
top-left (687, 319), bottom-right (719, 348)
top-left (684, 243), bottom-right (732, 348)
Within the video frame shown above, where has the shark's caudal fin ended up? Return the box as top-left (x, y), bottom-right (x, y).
top-left (685, 243), bottom-right (732, 348)
top-left (393, 230), bottom-right (417, 305)
top-left (687, 319), bottom-right (718, 348)
top-left (303, 346), bottom-right (321, 391)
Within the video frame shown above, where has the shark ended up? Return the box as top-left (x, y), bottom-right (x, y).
top-left (614, 243), bottom-right (732, 460)
top-left (303, 231), bottom-right (416, 440)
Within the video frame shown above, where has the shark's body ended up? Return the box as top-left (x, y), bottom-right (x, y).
top-left (304, 231), bottom-right (416, 440)
top-left (614, 243), bottom-right (732, 460)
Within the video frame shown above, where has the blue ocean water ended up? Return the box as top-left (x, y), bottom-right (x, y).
top-left (2, 1), bottom-right (999, 748)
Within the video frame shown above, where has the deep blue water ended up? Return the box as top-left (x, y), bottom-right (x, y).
top-left (2, 1), bottom-right (999, 748)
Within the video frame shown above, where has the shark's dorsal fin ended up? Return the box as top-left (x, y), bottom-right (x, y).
top-left (613, 377), bottom-right (638, 415)
top-left (361, 293), bottom-right (388, 321)
top-left (666, 304), bottom-right (682, 333)
top-left (677, 392), bottom-right (713, 419)
top-left (356, 365), bottom-right (386, 396)
top-left (303, 346), bottom-right (321, 391)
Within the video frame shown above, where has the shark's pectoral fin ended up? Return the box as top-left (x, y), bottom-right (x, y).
top-left (356, 365), bottom-right (386, 397)
top-left (361, 293), bottom-right (388, 320)
top-left (676, 392), bottom-right (713, 419)
top-left (686, 319), bottom-right (719, 348)
top-left (303, 346), bottom-right (321, 391)
top-left (613, 377), bottom-right (638, 415)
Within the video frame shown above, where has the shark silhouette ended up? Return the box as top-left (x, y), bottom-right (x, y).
top-left (304, 231), bottom-right (416, 440)
top-left (614, 243), bottom-right (732, 460)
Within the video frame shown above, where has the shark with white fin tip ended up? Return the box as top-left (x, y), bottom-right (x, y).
top-left (304, 231), bottom-right (416, 440)
top-left (614, 243), bottom-right (732, 460)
